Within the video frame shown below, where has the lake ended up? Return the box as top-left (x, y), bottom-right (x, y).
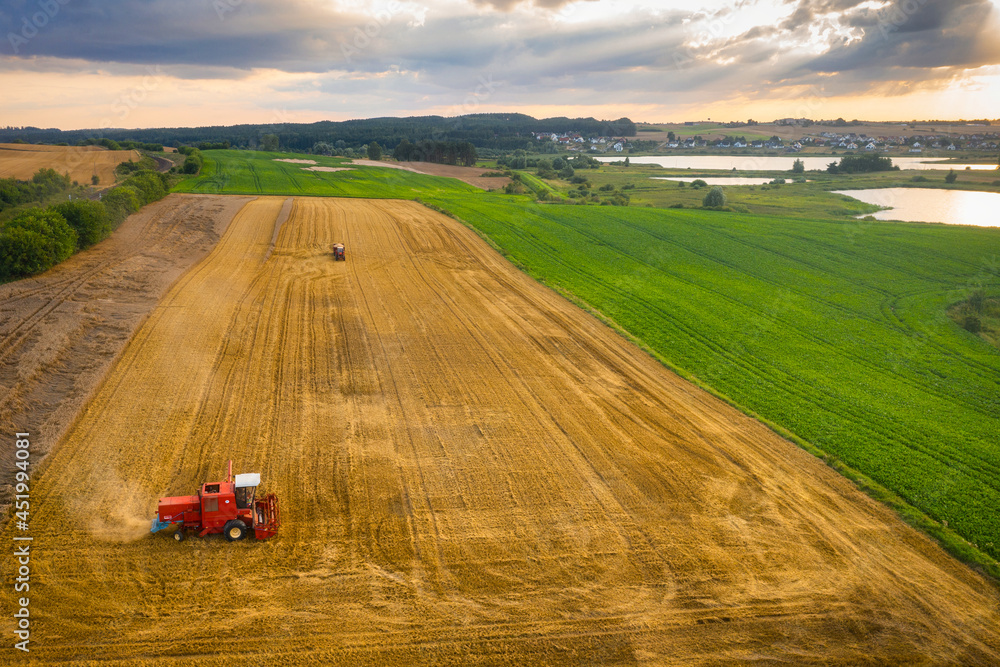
top-left (599, 155), bottom-right (1000, 172)
top-left (832, 188), bottom-right (1000, 227)
top-left (651, 177), bottom-right (779, 185)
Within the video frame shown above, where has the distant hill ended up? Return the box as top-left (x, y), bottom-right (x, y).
top-left (0, 114), bottom-right (636, 153)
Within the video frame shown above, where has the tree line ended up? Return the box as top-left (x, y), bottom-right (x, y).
top-left (0, 169), bottom-right (74, 214)
top-left (827, 153), bottom-right (898, 174)
top-left (0, 169), bottom-right (172, 281)
top-left (0, 114), bottom-right (636, 154)
top-left (79, 137), bottom-right (164, 152)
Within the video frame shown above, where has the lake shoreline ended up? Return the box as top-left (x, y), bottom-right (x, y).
top-left (833, 188), bottom-right (1000, 227)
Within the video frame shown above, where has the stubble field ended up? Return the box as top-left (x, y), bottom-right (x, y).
top-left (0, 144), bottom-right (141, 184)
top-left (1, 195), bottom-right (998, 664)
top-left (0, 194), bottom-right (250, 508)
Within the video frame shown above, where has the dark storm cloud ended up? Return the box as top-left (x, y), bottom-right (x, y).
top-left (0, 0), bottom-right (357, 68)
top-left (805, 0), bottom-right (1000, 75)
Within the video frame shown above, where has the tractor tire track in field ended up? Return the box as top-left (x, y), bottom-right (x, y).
top-left (0, 194), bottom-right (253, 510)
top-left (2, 197), bottom-right (999, 664)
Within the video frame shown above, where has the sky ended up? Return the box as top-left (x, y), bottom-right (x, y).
top-left (1, 0), bottom-right (999, 130)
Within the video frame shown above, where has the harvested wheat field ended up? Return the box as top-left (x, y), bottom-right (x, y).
top-left (2, 196), bottom-right (999, 665)
top-left (0, 144), bottom-right (140, 184)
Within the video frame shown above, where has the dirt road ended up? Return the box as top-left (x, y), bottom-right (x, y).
top-left (2, 197), bottom-right (998, 664)
top-left (0, 194), bottom-right (252, 509)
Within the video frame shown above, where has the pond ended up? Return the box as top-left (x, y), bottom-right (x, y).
top-left (599, 155), bottom-right (999, 172)
top-left (832, 188), bottom-right (1000, 227)
top-left (650, 176), bottom-right (783, 185)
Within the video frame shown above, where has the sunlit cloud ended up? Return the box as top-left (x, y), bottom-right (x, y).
top-left (0, 0), bottom-right (997, 129)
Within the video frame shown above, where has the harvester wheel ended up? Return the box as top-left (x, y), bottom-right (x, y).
top-left (173, 530), bottom-right (184, 542)
top-left (224, 519), bottom-right (248, 542)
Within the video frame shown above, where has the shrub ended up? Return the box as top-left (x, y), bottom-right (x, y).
top-left (31, 168), bottom-right (71, 196)
top-left (182, 153), bottom-right (203, 174)
top-left (945, 170), bottom-right (957, 184)
top-left (0, 226), bottom-right (53, 278)
top-left (690, 179), bottom-right (707, 189)
top-left (598, 183), bottom-right (615, 192)
top-left (830, 153), bottom-right (897, 174)
top-left (103, 186), bottom-right (142, 224)
top-left (116, 161), bottom-right (143, 177)
top-left (969, 289), bottom-right (985, 313)
top-left (963, 314), bottom-right (982, 333)
top-left (568, 154), bottom-right (602, 170)
top-left (0, 208), bottom-right (77, 277)
top-left (911, 175), bottom-right (928, 182)
top-left (122, 171), bottom-right (167, 205)
top-left (52, 200), bottom-right (112, 249)
top-left (703, 185), bottom-right (727, 207)
top-left (536, 159), bottom-right (557, 179)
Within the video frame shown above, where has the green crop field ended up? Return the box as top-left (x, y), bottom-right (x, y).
top-left (424, 193), bottom-right (1000, 571)
top-left (173, 152), bottom-right (1000, 573)
top-left (172, 150), bottom-right (479, 198)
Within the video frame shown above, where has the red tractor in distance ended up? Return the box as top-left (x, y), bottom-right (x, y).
top-left (332, 243), bottom-right (346, 261)
top-left (151, 461), bottom-right (280, 542)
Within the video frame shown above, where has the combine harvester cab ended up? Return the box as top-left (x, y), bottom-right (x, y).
top-left (151, 461), bottom-right (280, 542)
top-left (332, 243), bottom-right (345, 261)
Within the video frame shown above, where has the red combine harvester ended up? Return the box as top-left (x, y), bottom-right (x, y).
top-left (332, 243), bottom-right (346, 261)
top-left (150, 461), bottom-right (280, 542)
